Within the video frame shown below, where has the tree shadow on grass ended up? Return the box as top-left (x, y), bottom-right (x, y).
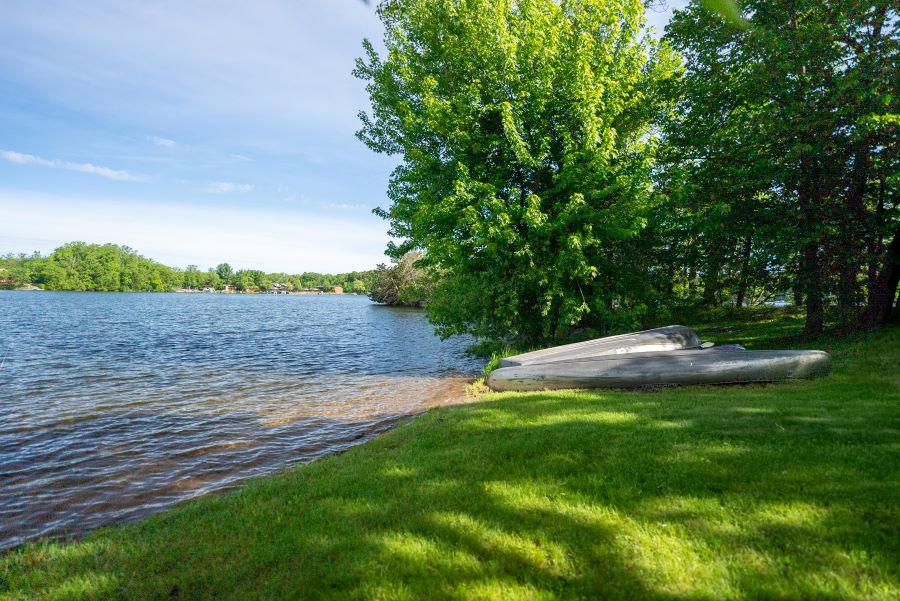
top-left (3, 351), bottom-right (899, 600)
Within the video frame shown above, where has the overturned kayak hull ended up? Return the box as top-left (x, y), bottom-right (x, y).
top-left (487, 350), bottom-right (831, 392)
top-left (500, 325), bottom-right (702, 367)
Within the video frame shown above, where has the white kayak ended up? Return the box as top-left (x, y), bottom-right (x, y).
top-left (500, 325), bottom-right (702, 367)
top-left (487, 349), bottom-right (831, 392)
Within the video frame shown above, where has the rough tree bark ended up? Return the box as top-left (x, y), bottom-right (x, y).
top-left (866, 225), bottom-right (900, 327)
top-left (837, 146), bottom-right (870, 324)
top-left (735, 234), bottom-right (753, 308)
top-left (702, 257), bottom-right (722, 306)
top-left (798, 170), bottom-right (825, 336)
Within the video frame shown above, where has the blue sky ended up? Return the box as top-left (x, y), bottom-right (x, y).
top-left (1, 0), bottom-right (687, 273)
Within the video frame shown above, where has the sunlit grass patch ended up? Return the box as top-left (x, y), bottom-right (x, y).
top-left (2, 321), bottom-right (899, 600)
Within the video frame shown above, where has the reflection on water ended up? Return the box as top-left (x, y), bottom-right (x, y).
top-left (0, 292), bottom-right (482, 549)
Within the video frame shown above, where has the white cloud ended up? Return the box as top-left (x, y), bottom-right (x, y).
top-left (149, 136), bottom-right (177, 148)
top-left (0, 150), bottom-right (55, 167)
top-left (0, 149), bottom-right (146, 182)
top-left (68, 162), bottom-right (143, 181)
top-left (0, 1), bottom-right (385, 144)
top-left (208, 181), bottom-right (253, 193)
top-left (0, 190), bottom-right (389, 273)
top-left (321, 201), bottom-right (368, 211)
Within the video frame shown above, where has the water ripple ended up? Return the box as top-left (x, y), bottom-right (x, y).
top-left (0, 292), bottom-right (481, 549)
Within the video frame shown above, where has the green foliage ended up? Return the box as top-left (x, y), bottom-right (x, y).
top-left (660, 1), bottom-right (899, 333)
top-left (215, 262), bottom-right (234, 284)
top-left (233, 269), bottom-right (265, 291)
top-left (355, 0), bottom-right (898, 342)
top-left (182, 265), bottom-right (203, 289)
top-left (356, 0), bottom-right (680, 342)
top-left (0, 243), bottom-right (181, 292)
top-left (368, 251), bottom-right (432, 306)
top-left (203, 270), bottom-right (222, 289)
top-left (699, 0), bottom-right (748, 28)
top-left (3, 320), bottom-right (898, 599)
top-left (464, 338), bottom-right (511, 359)
top-left (348, 279), bottom-right (367, 294)
top-left (0, 252), bottom-right (43, 288)
top-left (0, 244), bottom-right (382, 294)
top-left (481, 353), bottom-right (503, 378)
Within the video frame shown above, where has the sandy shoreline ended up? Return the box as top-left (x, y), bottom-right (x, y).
top-left (2, 373), bottom-right (482, 551)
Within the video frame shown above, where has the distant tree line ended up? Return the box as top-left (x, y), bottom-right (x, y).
top-left (0, 242), bottom-right (378, 294)
top-left (355, 0), bottom-right (898, 342)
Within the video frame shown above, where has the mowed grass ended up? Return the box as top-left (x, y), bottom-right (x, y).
top-left (2, 316), bottom-right (899, 600)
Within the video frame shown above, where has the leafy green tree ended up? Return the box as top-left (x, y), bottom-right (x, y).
top-left (203, 270), bottom-right (222, 289)
top-left (19, 242), bottom-right (181, 292)
top-left (182, 265), bottom-right (203, 289)
top-left (664, 0), bottom-right (899, 332)
top-left (288, 275), bottom-right (304, 290)
top-left (369, 252), bottom-right (431, 307)
top-left (0, 252), bottom-right (44, 287)
top-left (356, 0), bottom-right (679, 342)
top-left (215, 263), bottom-right (234, 285)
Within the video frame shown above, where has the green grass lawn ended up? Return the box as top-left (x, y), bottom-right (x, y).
top-left (3, 314), bottom-right (899, 600)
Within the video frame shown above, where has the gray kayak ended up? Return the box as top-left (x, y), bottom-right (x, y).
top-left (500, 325), bottom-right (702, 367)
top-left (487, 349), bottom-right (831, 392)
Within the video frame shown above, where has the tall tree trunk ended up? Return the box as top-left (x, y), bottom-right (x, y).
top-left (687, 261), bottom-right (697, 297)
top-left (893, 289), bottom-right (900, 323)
top-left (735, 234), bottom-right (753, 308)
top-left (793, 284), bottom-right (803, 307)
top-left (866, 177), bottom-right (886, 309)
top-left (867, 251), bottom-right (882, 308)
top-left (549, 293), bottom-right (562, 341)
top-left (666, 260), bottom-right (677, 298)
top-left (798, 168), bottom-right (825, 336)
top-left (838, 258), bottom-right (859, 323)
top-left (837, 146), bottom-right (870, 324)
top-left (837, 259), bottom-right (860, 325)
top-left (801, 241), bottom-right (824, 335)
top-left (702, 256), bottom-right (722, 306)
top-left (866, 225), bottom-right (900, 327)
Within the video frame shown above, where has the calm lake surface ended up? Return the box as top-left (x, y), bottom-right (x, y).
top-left (0, 292), bottom-right (482, 549)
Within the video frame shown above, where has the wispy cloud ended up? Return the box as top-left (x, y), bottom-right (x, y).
top-left (208, 181), bottom-right (253, 193)
top-left (0, 150), bottom-right (55, 167)
top-left (0, 190), bottom-right (388, 273)
top-left (0, 149), bottom-right (146, 182)
top-left (0, 2), bottom-right (385, 142)
top-left (69, 162), bottom-right (145, 181)
top-left (321, 201), bottom-right (368, 211)
top-left (148, 136), bottom-right (177, 148)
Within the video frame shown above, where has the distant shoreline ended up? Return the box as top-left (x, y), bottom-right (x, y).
top-left (1, 242), bottom-right (378, 297)
top-left (1, 288), bottom-right (362, 295)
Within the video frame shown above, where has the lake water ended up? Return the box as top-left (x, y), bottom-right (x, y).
top-left (0, 292), bottom-right (482, 550)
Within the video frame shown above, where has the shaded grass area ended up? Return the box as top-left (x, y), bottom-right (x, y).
top-left (691, 307), bottom-right (816, 349)
top-left (469, 306), bottom-right (825, 363)
top-left (2, 318), bottom-right (899, 600)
